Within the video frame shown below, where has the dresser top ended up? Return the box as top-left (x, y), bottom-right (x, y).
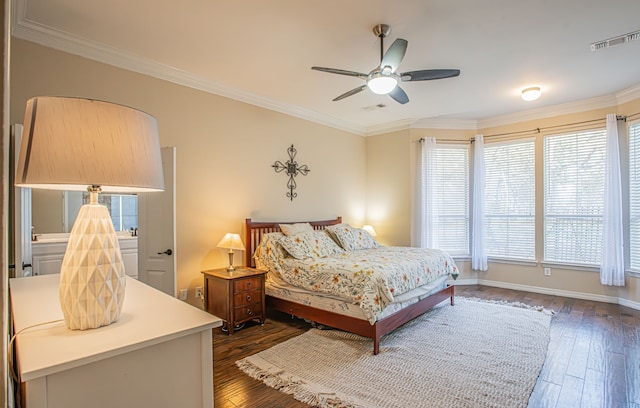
top-left (10, 274), bottom-right (222, 381)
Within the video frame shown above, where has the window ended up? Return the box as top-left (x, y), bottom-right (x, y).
top-left (426, 144), bottom-right (469, 256)
top-left (630, 123), bottom-right (640, 271)
top-left (484, 139), bottom-right (535, 260)
top-left (544, 129), bottom-right (606, 265)
top-left (108, 194), bottom-right (138, 232)
top-left (70, 192), bottom-right (138, 232)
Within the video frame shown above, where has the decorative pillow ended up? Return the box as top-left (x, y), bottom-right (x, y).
top-left (279, 230), bottom-right (344, 259)
top-left (279, 222), bottom-right (314, 236)
top-left (327, 223), bottom-right (380, 251)
top-left (253, 232), bottom-right (289, 273)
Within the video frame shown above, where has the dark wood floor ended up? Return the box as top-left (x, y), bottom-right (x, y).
top-left (212, 285), bottom-right (640, 408)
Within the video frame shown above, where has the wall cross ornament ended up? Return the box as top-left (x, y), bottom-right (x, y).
top-left (272, 144), bottom-right (310, 201)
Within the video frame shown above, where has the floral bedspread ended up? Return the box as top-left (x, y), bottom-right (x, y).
top-left (273, 246), bottom-right (458, 324)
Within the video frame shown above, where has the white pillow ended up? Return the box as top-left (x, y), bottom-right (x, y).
top-left (279, 230), bottom-right (343, 259)
top-left (279, 222), bottom-right (313, 236)
top-left (327, 223), bottom-right (380, 251)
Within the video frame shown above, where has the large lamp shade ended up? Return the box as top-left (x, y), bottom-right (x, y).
top-left (15, 96), bottom-right (164, 330)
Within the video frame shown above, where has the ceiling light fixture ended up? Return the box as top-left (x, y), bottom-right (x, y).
top-left (367, 69), bottom-right (399, 95)
top-left (521, 87), bottom-right (541, 101)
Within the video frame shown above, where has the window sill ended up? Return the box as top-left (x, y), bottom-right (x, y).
top-left (487, 257), bottom-right (537, 267)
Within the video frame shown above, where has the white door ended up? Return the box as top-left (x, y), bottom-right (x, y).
top-left (138, 147), bottom-right (176, 296)
top-left (11, 124), bottom-right (33, 278)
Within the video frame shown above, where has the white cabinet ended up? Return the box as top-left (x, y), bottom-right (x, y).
top-left (120, 238), bottom-right (139, 279)
top-left (10, 274), bottom-right (222, 408)
top-left (32, 236), bottom-right (138, 277)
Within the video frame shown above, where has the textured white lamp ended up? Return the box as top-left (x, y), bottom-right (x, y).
top-left (15, 96), bottom-right (164, 330)
top-left (362, 225), bottom-right (377, 236)
top-left (217, 233), bottom-right (245, 271)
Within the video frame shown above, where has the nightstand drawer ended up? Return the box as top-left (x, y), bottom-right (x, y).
top-left (234, 302), bottom-right (263, 321)
top-left (233, 276), bottom-right (262, 292)
top-left (234, 290), bottom-right (261, 307)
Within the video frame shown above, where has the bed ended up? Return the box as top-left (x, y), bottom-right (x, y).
top-left (244, 217), bottom-right (456, 355)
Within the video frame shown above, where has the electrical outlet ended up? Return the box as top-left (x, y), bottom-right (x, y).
top-left (544, 267), bottom-right (551, 277)
top-left (179, 288), bottom-right (188, 300)
top-left (195, 286), bottom-right (203, 299)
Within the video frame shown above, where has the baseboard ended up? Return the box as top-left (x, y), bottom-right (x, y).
top-left (450, 278), bottom-right (640, 311)
top-left (618, 297), bottom-right (640, 311)
top-left (448, 278), bottom-right (478, 286)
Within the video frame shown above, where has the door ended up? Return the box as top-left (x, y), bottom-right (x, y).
top-left (138, 146), bottom-right (176, 296)
top-left (10, 124), bottom-right (33, 278)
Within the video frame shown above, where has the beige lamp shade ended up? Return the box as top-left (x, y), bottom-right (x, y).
top-left (217, 233), bottom-right (245, 251)
top-left (15, 96), bottom-right (164, 192)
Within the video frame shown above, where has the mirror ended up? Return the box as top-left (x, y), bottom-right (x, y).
top-left (32, 190), bottom-right (138, 234)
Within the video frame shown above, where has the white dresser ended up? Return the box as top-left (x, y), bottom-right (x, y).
top-left (10, 274), bottom-right (222, 408)
top-left (31, 235), bottom-right (139, 278)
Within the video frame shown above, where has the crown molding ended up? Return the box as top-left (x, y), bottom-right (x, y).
top-left (364, 117), bottom-right (478, 136)
top-left (477, 93), bottom-right (619, 130)
top-left (363, 119), bottom-right (413, 136)
top-left (11, 13), bottom-right (367, 136)
top-left (411, 118), bottom-right (478, 131)
top-left (616, 84), bottom-right (640, 105)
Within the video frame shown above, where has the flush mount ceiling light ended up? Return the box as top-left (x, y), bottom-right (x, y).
top-left (521, 86), bottom-right (541, 101)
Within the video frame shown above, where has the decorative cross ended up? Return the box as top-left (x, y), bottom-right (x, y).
top-left (272, 144), bottom-right (310, 201)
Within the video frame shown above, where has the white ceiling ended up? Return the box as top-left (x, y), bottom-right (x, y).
top-left (11, 0), bottom-right (640, 135)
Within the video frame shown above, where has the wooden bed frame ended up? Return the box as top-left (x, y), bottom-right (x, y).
top-left (244, 217), bottom-right (454, 355)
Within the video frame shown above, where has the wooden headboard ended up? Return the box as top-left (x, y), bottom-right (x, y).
top-left (244, 217), bottom-right (342, 267)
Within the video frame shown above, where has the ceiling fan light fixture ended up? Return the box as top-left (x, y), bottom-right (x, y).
top-left (367, 72), bottom-right (398, 95)
top-left (521, 86), bottom-right (541, 101)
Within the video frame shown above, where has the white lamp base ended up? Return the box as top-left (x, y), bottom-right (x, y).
top-left (59, 203), bottom-right (126, 330)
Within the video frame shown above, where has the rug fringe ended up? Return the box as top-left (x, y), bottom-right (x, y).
top-left (456, 296), bottom-right (556, 316)
top-left (459, 296), bottom-right (555, 315)
top-left (236, 358), bottom-right (362, 408)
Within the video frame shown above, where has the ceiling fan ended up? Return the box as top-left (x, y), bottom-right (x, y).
top-left (312, 24), bottom-right (460, 104)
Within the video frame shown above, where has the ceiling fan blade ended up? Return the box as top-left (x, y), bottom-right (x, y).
top-left (401, 69), bottom-right (460, 82)
top-left (333, 85), bottom-right (368, 101)
top-left (389, 86), bottom-right (409, 104)
top-left (380, 39), bottom-right (407, 73)
top-left (312, 66), bottom-right (368, 79)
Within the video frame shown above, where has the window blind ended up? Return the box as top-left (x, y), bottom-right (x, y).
top-left (629, 123), bottom-right (640, 271)
top-left (484, 139), bottom-right (535, 260)
top-left (544, 129), bottom-right (606, 265)
top-left (427, 145), bottom-right (469, 256)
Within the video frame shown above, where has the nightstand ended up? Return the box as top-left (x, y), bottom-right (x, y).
top-left (201, 267), bottom-right (267, 334)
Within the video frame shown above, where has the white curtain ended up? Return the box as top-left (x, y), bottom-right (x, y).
top-left (413, 137), bottom-right (436, 248)
top-left (600, 114), bottom-right (624, 286)
top-left (471, 134), bottom-right (488, 271)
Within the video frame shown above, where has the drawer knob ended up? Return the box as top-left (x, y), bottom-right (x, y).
top-left (247, 308), bottom-right (253, 315)
top-left (247, 281), bottom-right (252, 287)
top-left (246, 295), bottom-right (252, 302)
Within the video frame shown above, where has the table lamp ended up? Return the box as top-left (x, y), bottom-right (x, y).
top-left (15, 96), bottom-right (164, 330)
top-left (362, 225), bottom-right (377, 236)
top-left (217, 233), bottom-right (245, 271)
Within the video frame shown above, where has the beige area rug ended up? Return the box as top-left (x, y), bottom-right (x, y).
top-left (237, 298), bottom-right (552, 408)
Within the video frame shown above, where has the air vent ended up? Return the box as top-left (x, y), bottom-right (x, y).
top-left (363, 103), bottom-right (386, 111)
top-left (591, 30), bottom-right (640, 51)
